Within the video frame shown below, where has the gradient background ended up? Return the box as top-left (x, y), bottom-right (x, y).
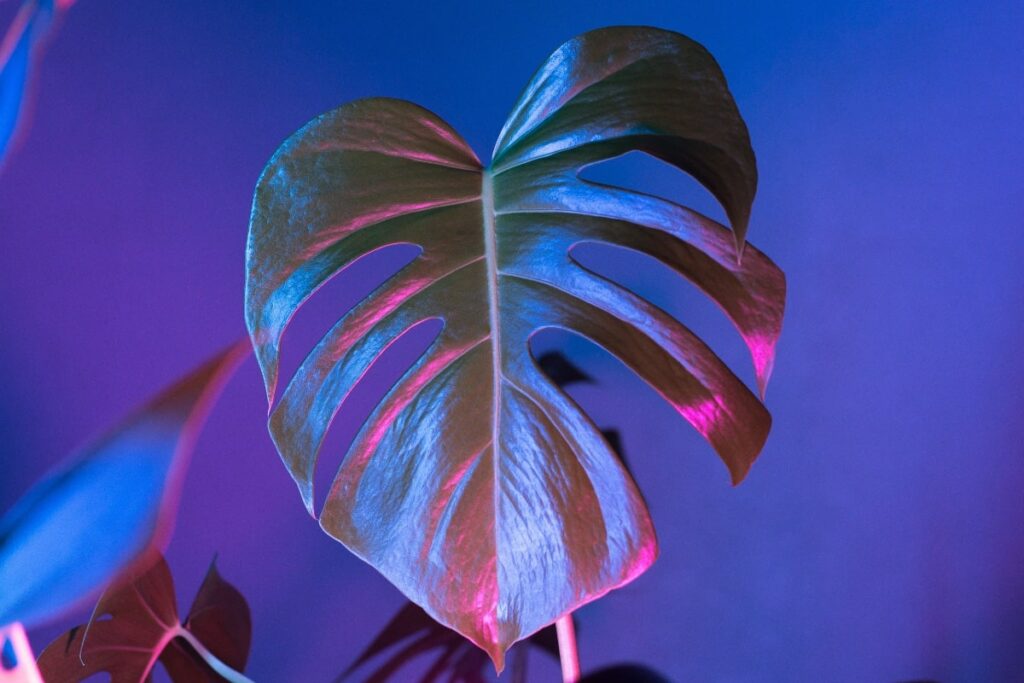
top-left (2, 1), bottom-right (1022, 680)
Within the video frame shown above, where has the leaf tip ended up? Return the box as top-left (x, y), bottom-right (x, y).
top-left (754, 354), bottom-right (775, 400)
top-left (729, 467), bottom-right (748, 487)
top-left (202, 552), bottom-right (221, 581)
top-left (300, 484), bottom-right (316, 519)
top-left (245, 328), bottom-right (278, 410)
top-left (487, 645), bottom-right (506, 674)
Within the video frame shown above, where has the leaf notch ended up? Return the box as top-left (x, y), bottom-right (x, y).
top-left (246, 25), bottom-right (785, 669)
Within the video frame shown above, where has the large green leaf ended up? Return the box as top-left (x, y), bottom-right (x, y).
top-left (246, 26), bottom-right (785, 669)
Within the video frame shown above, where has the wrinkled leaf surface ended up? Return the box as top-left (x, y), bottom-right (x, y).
top-left (246, 26), bottom-right (785, 667)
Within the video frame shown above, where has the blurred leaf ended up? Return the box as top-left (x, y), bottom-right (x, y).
top-left (340, 601), bottom-right (562, 683)
top-left (37, 554), bottom-right (252, 683)
top-left (0, 341), bottom-right (248, 628)
top-left (160, 558), bottom-right (252, 682)
top-left (0, 0), bottom-right (69, 168)
top-left (247, 25), bottom-right (784, 668)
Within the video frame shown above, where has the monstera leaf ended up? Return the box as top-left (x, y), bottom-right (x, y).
top-left (340, 354), bottom-right (609, 683)
top-left (246, 26), bottom-right (785, 668)
top-left (537, 352), bottom-right (628, 473)
top-left (0, 342), bottom-right (247, 628)
top-left (38, 554), bottom-right (252, 683)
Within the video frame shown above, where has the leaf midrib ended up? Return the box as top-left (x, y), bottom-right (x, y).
top-left (480, 169), bottom-right (502, 597)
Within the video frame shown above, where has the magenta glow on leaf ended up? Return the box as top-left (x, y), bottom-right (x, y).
top-left (246, 26), bottom-right (786, 669)
top-left (37, 554), bottom-right (252, 683)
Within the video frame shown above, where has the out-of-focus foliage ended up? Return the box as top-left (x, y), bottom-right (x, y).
top-left (339, 601), bottom-right (560, 683)
top-left (0, 0), bottom-right (74, 168)
top-left (38, 554), bottom-right (252, 683)
top-left (0, 342), bottom-right (247, 629)
top-left (247, 26), bottom-right (784, 668)
top-left (341, 601), bottom-right (675, 682)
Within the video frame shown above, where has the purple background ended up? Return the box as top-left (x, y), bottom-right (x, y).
top-left (2, 1), bottom-right (1022, 680)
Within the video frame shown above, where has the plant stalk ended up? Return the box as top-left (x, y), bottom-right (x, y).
top-left (555, 614), bottom-right (580, 683)
top-left (1, 622), bottom-right (44, 683)
top-left (175, 627), bottom-right (254, 683)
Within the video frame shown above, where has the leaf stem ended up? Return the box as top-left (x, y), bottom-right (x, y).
top-left (555, 614), bottom-right (580, 683)
top-left (174, 627), bottom-right (254, 683)
top-left (1, 622), bottom-right (43, 683)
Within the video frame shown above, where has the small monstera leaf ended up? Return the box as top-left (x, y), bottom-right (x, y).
top-left (0, 342), bottom-right (247, 628)
top-left (246, 26), bottom-right (785, 668)
top-left (38, 555), bottom-right (252, 683)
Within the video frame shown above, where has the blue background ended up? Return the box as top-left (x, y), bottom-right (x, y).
top-left (1, 1), bottom-right (1022, 680)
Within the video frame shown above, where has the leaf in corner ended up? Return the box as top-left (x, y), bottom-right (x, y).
top-left (0, 0), bottom-right (75, 168)
top-left (0, 341), bottom-right (248, 628)
top-left (37, 554), bottom-right (251, 683)
top-left (246, 25), bottom-right (786, 668)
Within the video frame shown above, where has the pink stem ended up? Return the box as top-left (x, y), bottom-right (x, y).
top-left (555, 614), bottom-right (580, 683)
top-left (0, 622), bottom-right (44, 683)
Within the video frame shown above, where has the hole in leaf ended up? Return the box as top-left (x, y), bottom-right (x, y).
top-left (150, 661), bottom-right (173, 683)
top-left (578, 150), bottom-right (728, 225)
top-left (275, 242), bottom-right (422, 406)
top-left (529, 327), bottom-right (721, 485)
top-left (527, 328), bottom-right (599, 396)
top-left (529, 344), bottom-right (633, 472)
top-left (312, 317), bottom-right (444, 515)
top-left (568, 241), bottom-right (755, 390)
top-left (535, 350), bottom-right (592, 387)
